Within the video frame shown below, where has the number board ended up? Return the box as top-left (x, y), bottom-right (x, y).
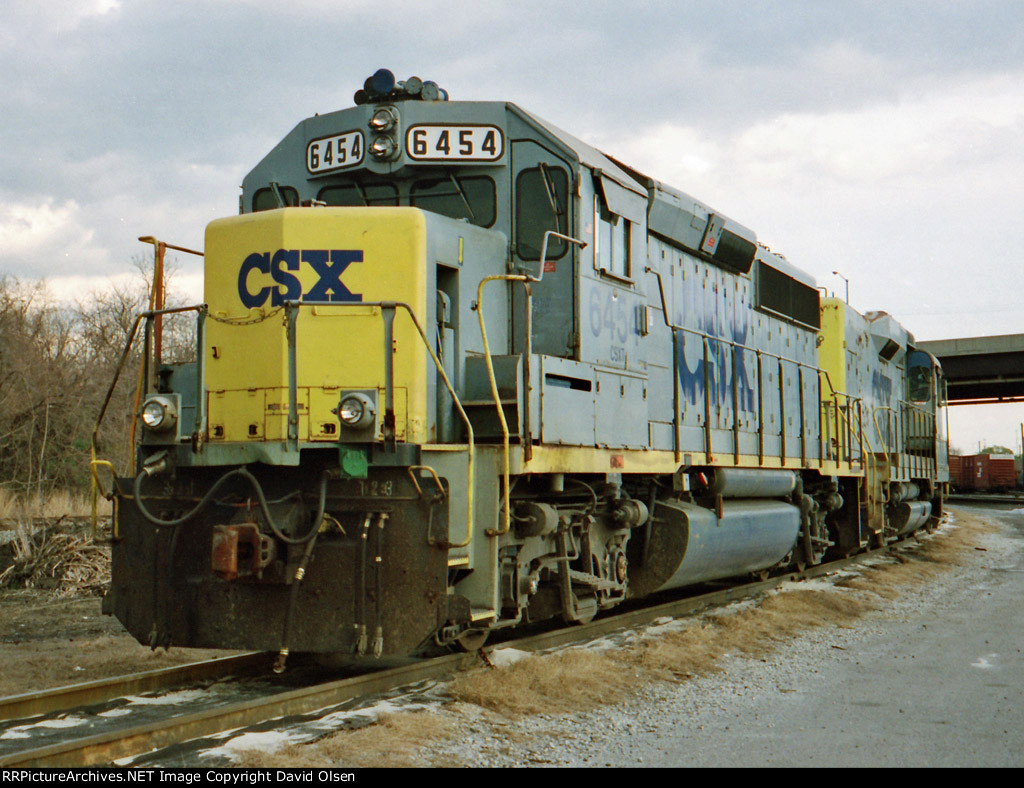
top-left (406, 125), bottom-right (504, 162)
top-left (307, 131), bottom-right (364, 174)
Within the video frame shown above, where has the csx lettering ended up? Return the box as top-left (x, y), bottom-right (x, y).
top-left (872, 369), bottom-right (893, 402)
top-left (238, 249), bottom-right (363, 307)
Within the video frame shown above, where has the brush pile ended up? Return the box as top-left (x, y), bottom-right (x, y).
top-left (0, 521), bottom-right (110, 597)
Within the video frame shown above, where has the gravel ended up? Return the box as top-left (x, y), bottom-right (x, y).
top-left (424, 508), bottom-right (1024, 768)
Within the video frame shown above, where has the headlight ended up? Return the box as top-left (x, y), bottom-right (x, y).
top-left (142, 395), bottom-right (177, 432)
top-left (336, 393), bottom-right (376, 430)
top-left (370, 135), bottom-right (397, 160)
top-left (369, 108), bottom-right (397, 132)
top-left (339, 398), bottom-right (364, 423)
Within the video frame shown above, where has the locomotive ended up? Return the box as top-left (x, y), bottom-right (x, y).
top-left (99, 70), bottom-right (949, 665)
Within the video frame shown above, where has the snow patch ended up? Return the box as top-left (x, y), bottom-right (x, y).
top-left (0, 714), bottom-right (91, 740)
top-left (199, 696), bottom-right (437, 763)
top-left (122, 689), bottom-right (209, 706)
top-left (97, 708), bottom-right (133, 718)
top-left (204, 729), bottom-right (297, 756)
top-left (488, 648), bottom-right (533, 667)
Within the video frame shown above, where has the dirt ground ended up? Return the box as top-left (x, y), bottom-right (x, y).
top-left (0, 588), bottom-right (231, 697)
top-left (0, 517), bottom-right (231, 698)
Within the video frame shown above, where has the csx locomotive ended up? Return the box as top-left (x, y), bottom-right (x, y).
top-left (100, 70), bottom-right (949, 665)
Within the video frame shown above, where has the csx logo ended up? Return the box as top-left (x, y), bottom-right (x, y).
top-left (872, 369), bottom-right (893, 402)
top-left (237, 249), bottom-right (363, 308)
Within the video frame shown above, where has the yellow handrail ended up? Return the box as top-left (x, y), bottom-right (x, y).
top-left (475, 274), bottom-right (530, 537)
top-left (88, 451), bottom-right (118, 539)
top-left (473, 231), bottom-right (587, 538)
top-left (392, 304), bottom-right (475, 549)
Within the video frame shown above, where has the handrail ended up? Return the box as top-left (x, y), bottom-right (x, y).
top-left (529, 230), bottom-right (587, 283)
top-left (286, 299), bottom-right (475, 549)
top-left (648, 263), bottom-right (841, 468)
top-left (816, 366), bottom-right (869, 466)
top-left (89, 303), bottom-right (208, 537)
top-left (475, 274), bottom-right (530, 537)
top-left (136, 237), bottom-right (204, 418)
top-left (140, 305), bottom-right (209, 446)
top-left (647, 264), bottom-right (826, 376)
top-left (478, 231), bottom-right (587, 537)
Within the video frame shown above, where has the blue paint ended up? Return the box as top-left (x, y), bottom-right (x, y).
top-left (237, 249), bottom-right (363, 308)
top-left (872, 369), bottom-right (893, 402)
top-left (674, 273), bottom-right (756, 415)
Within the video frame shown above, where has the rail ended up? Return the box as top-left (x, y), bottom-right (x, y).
top-left (0, 653), bottom-right (267, 723)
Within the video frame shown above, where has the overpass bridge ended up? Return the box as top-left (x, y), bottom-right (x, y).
top-left (918, 334), bottom-right (1024, 405)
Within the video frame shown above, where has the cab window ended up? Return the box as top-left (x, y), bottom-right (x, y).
top-left (516, 165), bottom-right (568, 260)
top-left (318, 182), bottom-right (399, 206)
top-left (907, 352), bottom-right (933, 402)
top-left (410, 175), bottom-right (495, 227)
top-left (252, 186), bottom-right (299, 212)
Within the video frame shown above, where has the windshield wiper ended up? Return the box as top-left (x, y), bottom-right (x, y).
top-left (537, 163), bottom-right (563, 233)
top-left (270, 182), bottom-right (287, 208)
top-left (447, 171), bottom-right (476, 221)
top-left (351, 181), bottom-right (369, 206)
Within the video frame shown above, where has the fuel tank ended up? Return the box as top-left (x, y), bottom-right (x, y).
top-left (626, 498), bottom-right (800, 597)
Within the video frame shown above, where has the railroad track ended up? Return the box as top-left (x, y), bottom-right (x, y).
top-left (0, 653), bottom-right (270, 722)
top-left (945, 493), bottom-right (1024, 504)
top-left (0, 532), bottom-right (934, 768)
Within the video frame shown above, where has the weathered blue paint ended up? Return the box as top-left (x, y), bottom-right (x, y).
top-left (673, 274), bottom-right (756, 414)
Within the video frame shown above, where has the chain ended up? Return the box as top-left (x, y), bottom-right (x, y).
top-left (206, 307), bottom-right (284, 326)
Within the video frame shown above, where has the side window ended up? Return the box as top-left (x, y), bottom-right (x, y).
top-left (907, 351), bottom-right (934, 402)
top-left (410, 175), bottom-right (496, 227)
top-left (594, 196), bottom-right (630, 278)
top-left (252, 186), bottom-right (298, 212)
top-left (515, 165), bottom-right (568, 260)
top-left (318, 182), bottom-right (398, 206)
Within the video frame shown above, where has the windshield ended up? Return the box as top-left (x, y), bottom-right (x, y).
top-left (410, 174), bottom-right (496, 227)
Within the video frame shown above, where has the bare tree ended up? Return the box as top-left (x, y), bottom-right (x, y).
top-left (0, 257), bottom-right (197, 502)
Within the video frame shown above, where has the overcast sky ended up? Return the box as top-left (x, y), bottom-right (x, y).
top-left (2, 0), bottom-right (1023, 450)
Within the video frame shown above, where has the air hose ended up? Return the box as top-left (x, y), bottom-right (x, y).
top-left (273, 527), bottom-right (322, 674)
top-left (133, 465), bottom-right (328, 546)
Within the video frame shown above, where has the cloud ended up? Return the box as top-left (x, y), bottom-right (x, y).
top-left (733, 72), bottom-right (1024, 184)
top-left (0, 198), bottom-right (102, 270)
top-left (39, 267), bottom-right (204, 305)
top-left (597, 68), bottom-right (1024, 341)
top-left (4, 0), bottom-right (121, 33)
